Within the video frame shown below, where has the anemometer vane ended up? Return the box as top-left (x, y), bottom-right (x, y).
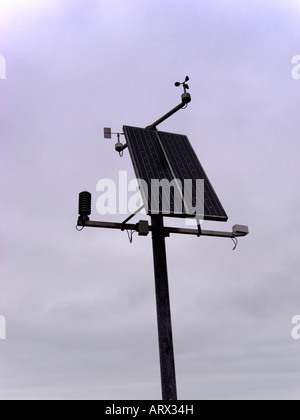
top-left (103, 127), bottom-right (127, 156)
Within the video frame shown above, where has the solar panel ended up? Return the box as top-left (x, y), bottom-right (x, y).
top-left (123, 125), bottom-right (228, 221)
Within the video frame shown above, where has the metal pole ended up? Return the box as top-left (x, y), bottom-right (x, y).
top-left (145, 101), bottom-right (186, 131)
top-left (151, 215), bottom-right (177, 401)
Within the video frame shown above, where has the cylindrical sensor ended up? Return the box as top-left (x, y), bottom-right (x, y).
top-left (78, 191), bottom-right (91, 221)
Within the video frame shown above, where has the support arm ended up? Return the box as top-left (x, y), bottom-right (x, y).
top-left (145, 93), bottom-right (191, 131)
top-left (77, 219), bottom-right (249, 239)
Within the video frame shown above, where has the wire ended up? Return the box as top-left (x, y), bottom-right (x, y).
top-left (126, 228), bottom-right (137, 244)
top-left (232, 237), bottom-right (238, 251)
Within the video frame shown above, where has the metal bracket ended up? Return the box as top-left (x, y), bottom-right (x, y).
top-left (138, 220), bottom-right (149, 236)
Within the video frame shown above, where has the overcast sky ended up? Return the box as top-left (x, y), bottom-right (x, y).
top-left (1, 0), bottom-right (300, 400)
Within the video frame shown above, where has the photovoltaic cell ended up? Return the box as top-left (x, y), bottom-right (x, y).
top-left (158, 130), bottom-right (228, 221)
top-left (123, 125), bottom-right (228, 221)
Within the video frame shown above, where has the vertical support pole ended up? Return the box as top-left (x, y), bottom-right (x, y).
top-left (151, 215), bottom-right (177, 401)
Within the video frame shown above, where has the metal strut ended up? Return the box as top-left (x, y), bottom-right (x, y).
top-left (145, 100), bottom-right (190, 131)
top-left (121, 205), bottom-right (145, 230)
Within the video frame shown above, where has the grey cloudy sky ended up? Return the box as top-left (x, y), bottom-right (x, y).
top-left (0, 0), bottom-right (300, 400)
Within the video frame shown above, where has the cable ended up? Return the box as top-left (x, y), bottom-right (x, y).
top-left (232, 237), bottom-right (238, 251)
top-left (126, 228), bottom-right (137, 244)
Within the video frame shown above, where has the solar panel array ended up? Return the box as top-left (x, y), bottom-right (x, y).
top-left (123, 125), bottom-right (228, 221)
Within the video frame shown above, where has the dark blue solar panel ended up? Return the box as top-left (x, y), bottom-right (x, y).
top-left (123, 125), bottom-right (228, 221)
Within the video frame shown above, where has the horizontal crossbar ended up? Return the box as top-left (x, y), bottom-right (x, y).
top-left (77, 219), bottom-right (248, 239)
